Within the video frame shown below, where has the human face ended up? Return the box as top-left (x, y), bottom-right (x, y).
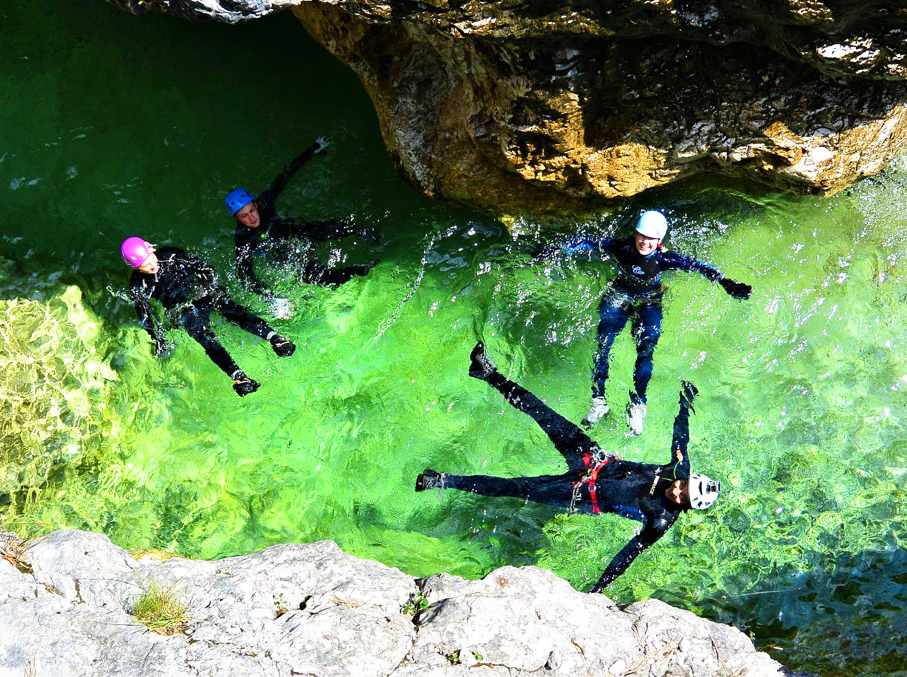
top-left (634, 231), bottom-right (661, 256)
top-left (235, 202), bottom-right (261, 228)
top-left (665, 479), bottom-right (689, 507)
top-left (137, 251), bottom-right (159, 274)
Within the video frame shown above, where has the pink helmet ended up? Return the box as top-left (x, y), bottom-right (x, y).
top-left (121, 237), bottom-right (154, 268)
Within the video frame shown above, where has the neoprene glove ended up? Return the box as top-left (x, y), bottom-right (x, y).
top-left (313, 136), bottom-right (330, 154)
top-left (719, 277), bottom-right (752, 300)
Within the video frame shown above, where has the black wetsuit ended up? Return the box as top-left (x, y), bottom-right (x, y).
top-left (234, 144), bottom-right (376, 293)
top-left (444, 367), bottom-right (696, 590)
top-left (563, 235), bottom-right (724, 404)
top-left (130, 247), bottom-right (277, 379)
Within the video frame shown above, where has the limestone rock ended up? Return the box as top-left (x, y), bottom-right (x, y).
top-left (0, 530), bottom-right (798, 676)
top-left (105, 1), bottom-right (907, 212)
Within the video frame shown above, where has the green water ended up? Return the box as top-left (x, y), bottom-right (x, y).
top-left (3, 2), bottom-right (907, 674)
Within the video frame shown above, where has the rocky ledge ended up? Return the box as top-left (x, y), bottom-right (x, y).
top-left (109, 0), bottom-right (907, 212)
top-left (0, 530), bottom-right (803, 676)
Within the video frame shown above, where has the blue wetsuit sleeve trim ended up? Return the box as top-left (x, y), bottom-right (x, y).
top-left (562, 236), bottom-right (614, 257)
top-left (657, 250), bottom-right (723, 282)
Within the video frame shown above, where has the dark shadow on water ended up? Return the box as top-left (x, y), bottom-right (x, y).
top-left (656, 547), bottom-right (907, 676)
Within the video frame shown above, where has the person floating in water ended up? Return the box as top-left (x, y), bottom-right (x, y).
top-left (416, 342), bottom-right (720, 591)
top-left (121, 237), bottom-right (295, 397)
top-left (561, 210), bottom-right (752, 435)
top-left (225, 136), bottom-right (379, 297)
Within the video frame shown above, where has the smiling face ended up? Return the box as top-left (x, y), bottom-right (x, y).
top-left (235, 202), bottom-right (261, 228)
top-left (664, 479), bottom-right (689, 507)
top-left (137, 251), bottom-right (159, 274)
top-left (634, 231), bottom-right (661, 256)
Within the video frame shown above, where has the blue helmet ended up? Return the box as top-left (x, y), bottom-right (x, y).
top-left (225, 187), bottom-right (255, 215)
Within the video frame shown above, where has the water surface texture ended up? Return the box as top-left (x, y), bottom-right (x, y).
top-left (3, 2), bottom-right (907, 674)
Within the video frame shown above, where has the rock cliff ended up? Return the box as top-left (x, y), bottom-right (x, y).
top-left (108, 0), bottom-right (907, 213)
top-left (0, 530), bottom-right (797, 676)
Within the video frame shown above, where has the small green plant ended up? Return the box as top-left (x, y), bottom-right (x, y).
top-left (402, 590), bottom-right (430, 616)
top-left (130, 582), bottom-right (189, 635)
top-left (273, 592), bottom-right (289, 617)
top-left (474, 651), bottom-right (484, 661)
top-left (0, 534), bottom-right (33, 575)
top-left (446, 650), bottom-right (461, 665)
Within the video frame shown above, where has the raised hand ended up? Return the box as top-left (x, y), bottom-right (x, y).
top-left (719, 277), bottom-right (752, 300)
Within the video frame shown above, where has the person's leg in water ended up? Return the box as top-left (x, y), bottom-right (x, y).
top-left (211, 292), bottom-right (296, 357)
top-left (626, 300), bottom-right (663, 436)
top-left (468, 342), bottom-right (607, 474)
top-left (177, 303), bottom-right (260, 396)
top-left (585, 293), bottom-right (632, 428)
top-left (415, 469), bottom-right (575, 510)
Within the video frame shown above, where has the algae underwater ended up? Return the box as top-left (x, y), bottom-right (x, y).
top-left (1, 1), bottom-right (907, 674)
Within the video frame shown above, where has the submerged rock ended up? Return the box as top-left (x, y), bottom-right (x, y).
top-left (0, 529), bottom-right (793, 676)
top-left (107, 1), bottom-right (907, 212)
top-left (0, 284), bottom-right (116, 502)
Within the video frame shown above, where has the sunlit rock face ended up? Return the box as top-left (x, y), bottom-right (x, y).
top-left (109, 0), bottom-right (907, 212)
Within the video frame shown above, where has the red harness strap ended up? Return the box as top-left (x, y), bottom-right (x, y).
top-left (573, 454), bottom-right (615, 515)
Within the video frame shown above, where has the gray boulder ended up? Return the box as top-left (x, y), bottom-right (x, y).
top-left (0, 530), bottom-right (791, 676)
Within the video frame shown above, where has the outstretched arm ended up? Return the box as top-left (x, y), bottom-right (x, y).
top-left (130, 286), bottom-right (168, 355)
top-left (234, 241), bottom-right (269, 295)
top-left (590, 519), bottom-right (672, 592)
top-left (666, 381), bottom-right (697, 475)
top-left (561, 235), bottom-right (616, 258)
top-left (234, 230), bottom-right (271, 294)
top-left (303, 219), bottom-right (380, 244)
top-left (257, 137), bottom-right (328, 207)
top-left (658, 250), bottom-right (751, 299)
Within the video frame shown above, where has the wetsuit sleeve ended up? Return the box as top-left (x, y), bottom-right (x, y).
top-left (181, 250), bottom-right (216, 283)
top-left (666, 382), bottom-right (696, 476)
top-left (590, 516), bottom-right (674, 592)
top-left (302, 220), bottom-right (378, 243)
top-left (657, 250), bottom-right (722, 281)
top-left (130, 279), bottom-right (162, 344)
top-left (234, 231), bottom-right (268, 293)
top-left (562, 236), bottom-right (615, 257)
top-left (256, 143), bottom-right (320, 208)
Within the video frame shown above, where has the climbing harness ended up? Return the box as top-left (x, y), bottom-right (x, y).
top-left (570, 448), bottom-right (616, 514)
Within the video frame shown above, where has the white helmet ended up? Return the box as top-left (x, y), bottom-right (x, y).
top-left (688, 473), bottom-right (720, 510)
top-left (635, 210), bottom-right (668, 240)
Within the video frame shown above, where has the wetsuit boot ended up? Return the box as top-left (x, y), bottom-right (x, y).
top-left (626, 391), bottom-right (647, 436)
top-left (415, 468), bottom-right (447, 491)
top-left (582, 397), bottom-right (610, 429)
top-left (269, 333), bottom-right (296, 357)
top-left (231, 370), bottom-right (260, 397)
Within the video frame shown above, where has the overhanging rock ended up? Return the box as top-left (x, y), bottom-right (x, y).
top-left (108, 0), bottom-right (907, 212)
